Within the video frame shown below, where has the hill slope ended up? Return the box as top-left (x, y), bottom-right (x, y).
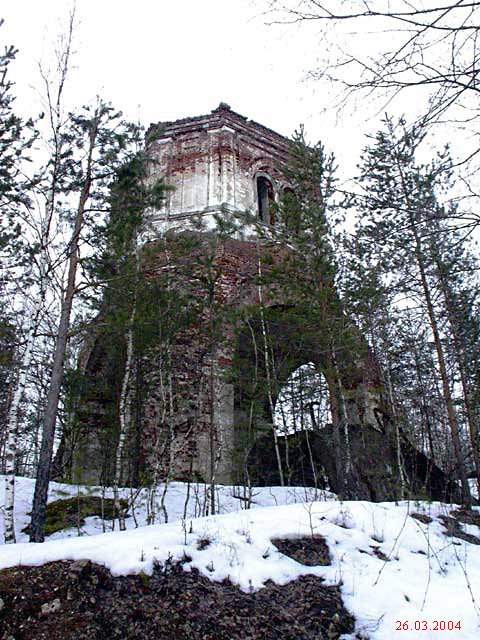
top-left (1, 478), bottom-right (479, 639)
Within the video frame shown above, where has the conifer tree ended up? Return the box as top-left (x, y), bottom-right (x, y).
top-left (88, 154), bottom-right (166, 528)
top-left (1, 22), bottom-right (40, 544)
top-left (355, 117), bottom-right (477, 506)
top-left (29, 103), bottom-right (150, 542)
top-left (254, 130), bottom-right (372, 495)
top-left (0, 20), bottom-right (37, 252)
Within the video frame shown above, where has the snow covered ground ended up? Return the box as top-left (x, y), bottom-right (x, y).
top-left (1, 477), bottom-right (480, 639)
top-left (0, 476), bottom-right (332, 542)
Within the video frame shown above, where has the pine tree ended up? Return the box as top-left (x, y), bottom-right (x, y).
top-left (251, 130), bottom-right (386, 497)
top-left (88, 154), bottom-right (166, 528)
top-left (426, 201), bottom-right (480, 497)
top-left (1, 22), bottom-right (40, 544)
top-left (0, 20), bottom-right (37, 252)
top-left (355, 117), bottom-right (477, 506)
top-left (29, 102), bottom-right (150, 542)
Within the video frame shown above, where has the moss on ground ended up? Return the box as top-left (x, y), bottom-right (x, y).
top-left (22, 496), bottom-right (128, 536)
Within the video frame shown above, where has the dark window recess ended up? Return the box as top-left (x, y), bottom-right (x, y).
top-left (257, 176), bottom-right (275, 224)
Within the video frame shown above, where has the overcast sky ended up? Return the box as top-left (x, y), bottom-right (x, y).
top-left (2, 0), bottom-right (387, 181)
top-left (4, 0), bottom-right (465, 188)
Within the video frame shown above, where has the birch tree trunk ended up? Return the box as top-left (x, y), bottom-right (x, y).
top-left (113, 298), bottom-right (136, 531)
top-left (147, 359), bottom-right (172, 525)
top-left (3, 332), bottom-right (35, 543)
top-left (256, 248), bottom-right (284, 487)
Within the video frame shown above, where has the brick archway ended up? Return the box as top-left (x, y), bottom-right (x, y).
top-left (70, 233), bottom-right (401, 501)
top-left (231, 301), bottom-right (399, 500)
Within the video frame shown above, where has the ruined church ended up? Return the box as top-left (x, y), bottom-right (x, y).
top-left (68, 103), bottom-right (455, 502)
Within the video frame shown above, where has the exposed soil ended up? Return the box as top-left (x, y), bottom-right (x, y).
top-left (271, 535), bottom-right (331, 566)
top-left (450, 508), bottom-right (480, 529)
top-left (412, 507), bottom-right (480, 545)
top-left (368, 546), bottom-right (389, 562)
top-left (439, 509), bottom-right (480, 545)
top-left (410, 512), bottom-right (433, 525)
top-left (0, 556), bottom-right (355, 640)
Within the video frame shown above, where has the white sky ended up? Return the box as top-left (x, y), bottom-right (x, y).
top-left (1, 0), bottom-right (385, 182)
top-left (2, 0), bottom-right (471, 188)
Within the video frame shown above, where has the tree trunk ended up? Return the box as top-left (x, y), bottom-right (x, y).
top-left (257, 249), bottom-right (284, 487)
top-left (393, 151), bottom-right (472, 507)
top-left (29, 122), bottom-right (96, 543)
top-left (4, 331), bottom-right (35, 543)
top-left (113, 302), bottom-right (136, 531)
top-left (432, 252), bottom-right (480, 500)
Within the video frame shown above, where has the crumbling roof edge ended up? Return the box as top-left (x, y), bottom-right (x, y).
top-left (146, 103), bottom-right (291, 148)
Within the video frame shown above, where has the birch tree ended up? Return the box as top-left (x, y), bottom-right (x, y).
top-left (267, 1), bottom-right (480, 127)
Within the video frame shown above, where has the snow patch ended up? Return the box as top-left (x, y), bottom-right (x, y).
top-left (1, 477), bottom-right (479, 639)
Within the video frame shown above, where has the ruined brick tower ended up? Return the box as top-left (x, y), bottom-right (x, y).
top-left (146, 102), bottom-right (288, 233)
top-left (71, 104), bottom-right (422, 501)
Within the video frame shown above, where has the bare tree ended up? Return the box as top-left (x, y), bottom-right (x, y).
top-left (268, 1), bottom-right (480, 125)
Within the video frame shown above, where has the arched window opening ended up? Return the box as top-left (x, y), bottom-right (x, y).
top-left (256, 175), bottom-right (275, 224)
top-left (274, 363), bottom-right (331, 437)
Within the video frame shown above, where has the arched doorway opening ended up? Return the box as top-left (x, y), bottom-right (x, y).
top-left (274, 362), bottom-right (331, 436)
top-left (232, 307), bottom-right (333, 489)
top-left (270, 363), bottom-right (331, 489)
top-left (232, 299), bottom-right (402, 500)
